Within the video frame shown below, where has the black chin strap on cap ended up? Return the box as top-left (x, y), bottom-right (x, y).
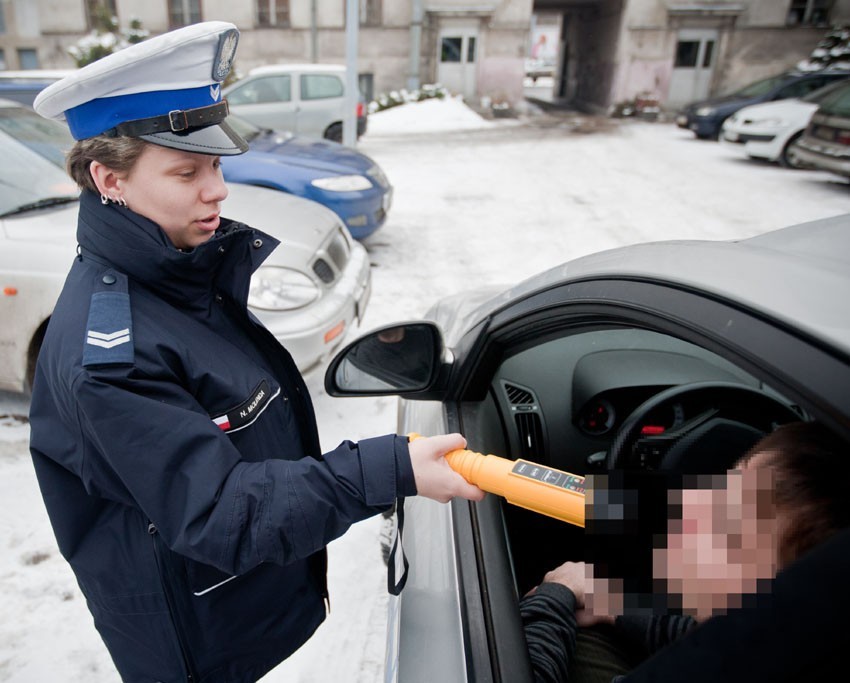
top-left (103, 100), bottom-right (230, 138)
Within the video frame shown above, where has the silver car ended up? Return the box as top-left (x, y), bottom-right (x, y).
top-left (0, 104), bottom-right (370, 393)
top-left (224, 63), bottom-right (367, 142)
top-left (326, 216), bottom-right (850, 682)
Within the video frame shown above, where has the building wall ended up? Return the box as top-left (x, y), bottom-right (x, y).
top-left (4, 1), bottom-right (530, 105)
top-left (610, 0), bottom-right (850, 109)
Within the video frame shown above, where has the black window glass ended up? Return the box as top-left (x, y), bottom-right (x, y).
top-left (702, 41), bottom-right (714, 67)
top-left (675, 41), bottom-right (699, 68)
top-left (441, 37), bottom-right (462, 63)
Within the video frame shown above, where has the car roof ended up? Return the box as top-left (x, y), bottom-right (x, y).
top-left (247, 63), bottom-right (345, 76)
top-left (471, 214), bottom-right (850, 356)
top-left (0, 69), bottom-right (74, 80)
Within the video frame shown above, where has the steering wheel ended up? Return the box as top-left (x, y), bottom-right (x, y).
top-left (606, 381), bottom-right (802, 473)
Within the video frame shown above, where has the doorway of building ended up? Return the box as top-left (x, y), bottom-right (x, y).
top-left (667, 29), bottom-right (718, 108)
top-left (437, 25), bottom-right (478, 100)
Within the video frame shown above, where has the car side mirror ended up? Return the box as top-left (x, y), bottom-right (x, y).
top-left (324, 322), bottom-right (447, 397)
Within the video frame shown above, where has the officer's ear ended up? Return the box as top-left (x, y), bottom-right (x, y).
top-left (89, 160), bottom-right (124, 199)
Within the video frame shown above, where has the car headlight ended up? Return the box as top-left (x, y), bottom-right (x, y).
top-left (751, 117), bottom-right (784, 127)
top-left (248, 266), bottom-right (319, 311)
top-left (311, 175), bottom-right (373, 192)
top-left (696, 106), bottom-right (715, 117)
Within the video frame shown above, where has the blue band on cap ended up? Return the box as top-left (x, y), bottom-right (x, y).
top-left (64, 84), bottom-right (220, 140)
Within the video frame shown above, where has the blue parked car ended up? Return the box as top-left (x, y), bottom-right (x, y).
top-left (224, 114), bottom-right (392, 240)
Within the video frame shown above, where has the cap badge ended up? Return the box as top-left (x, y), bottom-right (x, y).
top-left (213, 29), bottom-right (239, 82)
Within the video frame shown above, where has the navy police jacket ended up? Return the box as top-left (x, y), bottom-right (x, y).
top-left (29, 191), bottom-right (416, 682)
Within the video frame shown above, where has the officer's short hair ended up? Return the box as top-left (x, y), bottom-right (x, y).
top-left (66, 135), bottom-right (148, 194)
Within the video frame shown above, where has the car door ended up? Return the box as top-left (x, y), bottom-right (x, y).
top-left (225, 74), bottom-right (298, 133)
top-left (392, 274), bottom-right (850, 682)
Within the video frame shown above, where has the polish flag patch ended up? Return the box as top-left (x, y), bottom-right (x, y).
top-left (212, 414), bottom-right (231, 431)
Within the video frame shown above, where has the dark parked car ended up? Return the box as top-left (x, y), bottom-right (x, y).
top-left (794, 78), bottom-right (850, 177)
top-left (326, 216), bottom-right (850, 682)
top-left (677, 70), bottom-right (850, 140)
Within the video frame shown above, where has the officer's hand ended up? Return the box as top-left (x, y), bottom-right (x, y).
top-left (409, 433), bottom-right (485, 504)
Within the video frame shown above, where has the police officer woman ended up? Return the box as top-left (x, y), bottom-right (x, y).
top-left (29, 22), bottom-right (483, 683)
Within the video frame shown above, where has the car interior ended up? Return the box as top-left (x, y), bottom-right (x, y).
top-left (459, 325), bottom-right (805, 597)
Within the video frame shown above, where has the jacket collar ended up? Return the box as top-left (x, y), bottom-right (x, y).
top-left (76, 190), bottom-right (279, 310)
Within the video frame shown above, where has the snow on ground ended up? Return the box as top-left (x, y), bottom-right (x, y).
top-left (365, 95), bottom-right (499, 135)
top-left (1, 98), bottom-right (849, 682)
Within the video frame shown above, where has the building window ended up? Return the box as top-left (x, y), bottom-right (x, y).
top-left (0, 50), bottom-right (6, 70)
top-left (360, 0), bottom-right (381, 26)
top-left (441, 37), bottom-right (462, 63)
top-left (257, 0), bottom-right (290, 28)
top-left (85, 0), bottom-right (118, 30)
top-left (787, 0), bottom-right (833, 26)
top-left (17, 48), bottom-right (39, 69)
top-left (674, 41), bottom-right (698, 68)
top-left (168, 0), bottom-right (202, 29)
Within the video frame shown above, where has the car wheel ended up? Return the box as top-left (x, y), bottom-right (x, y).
top-left (324, 122), bottom-right (343, 143)
top-left (779, 132), bottom-right (808, 169)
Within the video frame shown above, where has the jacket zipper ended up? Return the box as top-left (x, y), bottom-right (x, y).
top-left (148, 523), bottom-right (197, 682)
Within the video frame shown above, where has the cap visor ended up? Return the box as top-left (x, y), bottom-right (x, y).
top-left (139, 119), bottom-right (248, 156)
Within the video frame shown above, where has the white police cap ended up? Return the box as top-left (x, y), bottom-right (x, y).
top-left (33, 21), bottom-right (247, 155)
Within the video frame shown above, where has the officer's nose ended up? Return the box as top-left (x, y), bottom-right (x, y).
top-left (203, 167), bottom-right (228, 204)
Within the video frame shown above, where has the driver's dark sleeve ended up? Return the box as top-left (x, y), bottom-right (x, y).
top-left (614, 614), bottom-right (697, 655)
top-left (520, 582), bottom-right (578, 683)
top-left (520, 584), bottom-right (697, 683)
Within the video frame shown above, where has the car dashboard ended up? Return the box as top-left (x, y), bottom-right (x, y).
top-left (485, 328), bottom-right (758, 474)
top-left (463, 327), bottom-right (787, 594)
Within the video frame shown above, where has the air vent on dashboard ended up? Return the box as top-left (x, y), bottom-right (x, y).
top-left (505, 383), bottom-right (534, 405)
top-left (502, 381), bottom-right (546, 461)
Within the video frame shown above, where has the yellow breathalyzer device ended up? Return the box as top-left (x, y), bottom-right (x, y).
top-left (410, 434), bottom-right (586, 528)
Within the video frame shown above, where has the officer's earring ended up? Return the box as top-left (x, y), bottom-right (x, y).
top-left (101, 194), bottom-right (128, 207)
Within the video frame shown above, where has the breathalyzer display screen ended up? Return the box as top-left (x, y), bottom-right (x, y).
top-left (511, 460), bottom-right (585, 494)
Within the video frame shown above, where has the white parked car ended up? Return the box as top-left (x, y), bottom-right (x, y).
top-left (224, 63), bottom-right (367, 142)
top-left (720, 79), bottom-right (850, 168)
top-left (0, 103), bottom-right (370, 392)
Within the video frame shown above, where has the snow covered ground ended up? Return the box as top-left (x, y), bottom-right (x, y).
top-left (1, 96), bottom-right (848, 682)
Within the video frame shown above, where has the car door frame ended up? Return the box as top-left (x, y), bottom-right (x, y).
top-left (433, 275), bottom-right (850, 682)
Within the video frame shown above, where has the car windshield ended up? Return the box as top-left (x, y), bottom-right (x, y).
top-left (0, 104), bottom-right (75, 167)
top-left (225, 113), bottom-right (264, 142)
top-left (813, 81), bottom-right (850, 116)
top-left (732, 74), bottom-right (790, 98)
top-left (801, 79), bottom-right (850, 104)
top-left (0, 109), bottom-right (78, 216)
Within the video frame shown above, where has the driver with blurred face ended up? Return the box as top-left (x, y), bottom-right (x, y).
top-left (520, 421), bottom-right (849, 683)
